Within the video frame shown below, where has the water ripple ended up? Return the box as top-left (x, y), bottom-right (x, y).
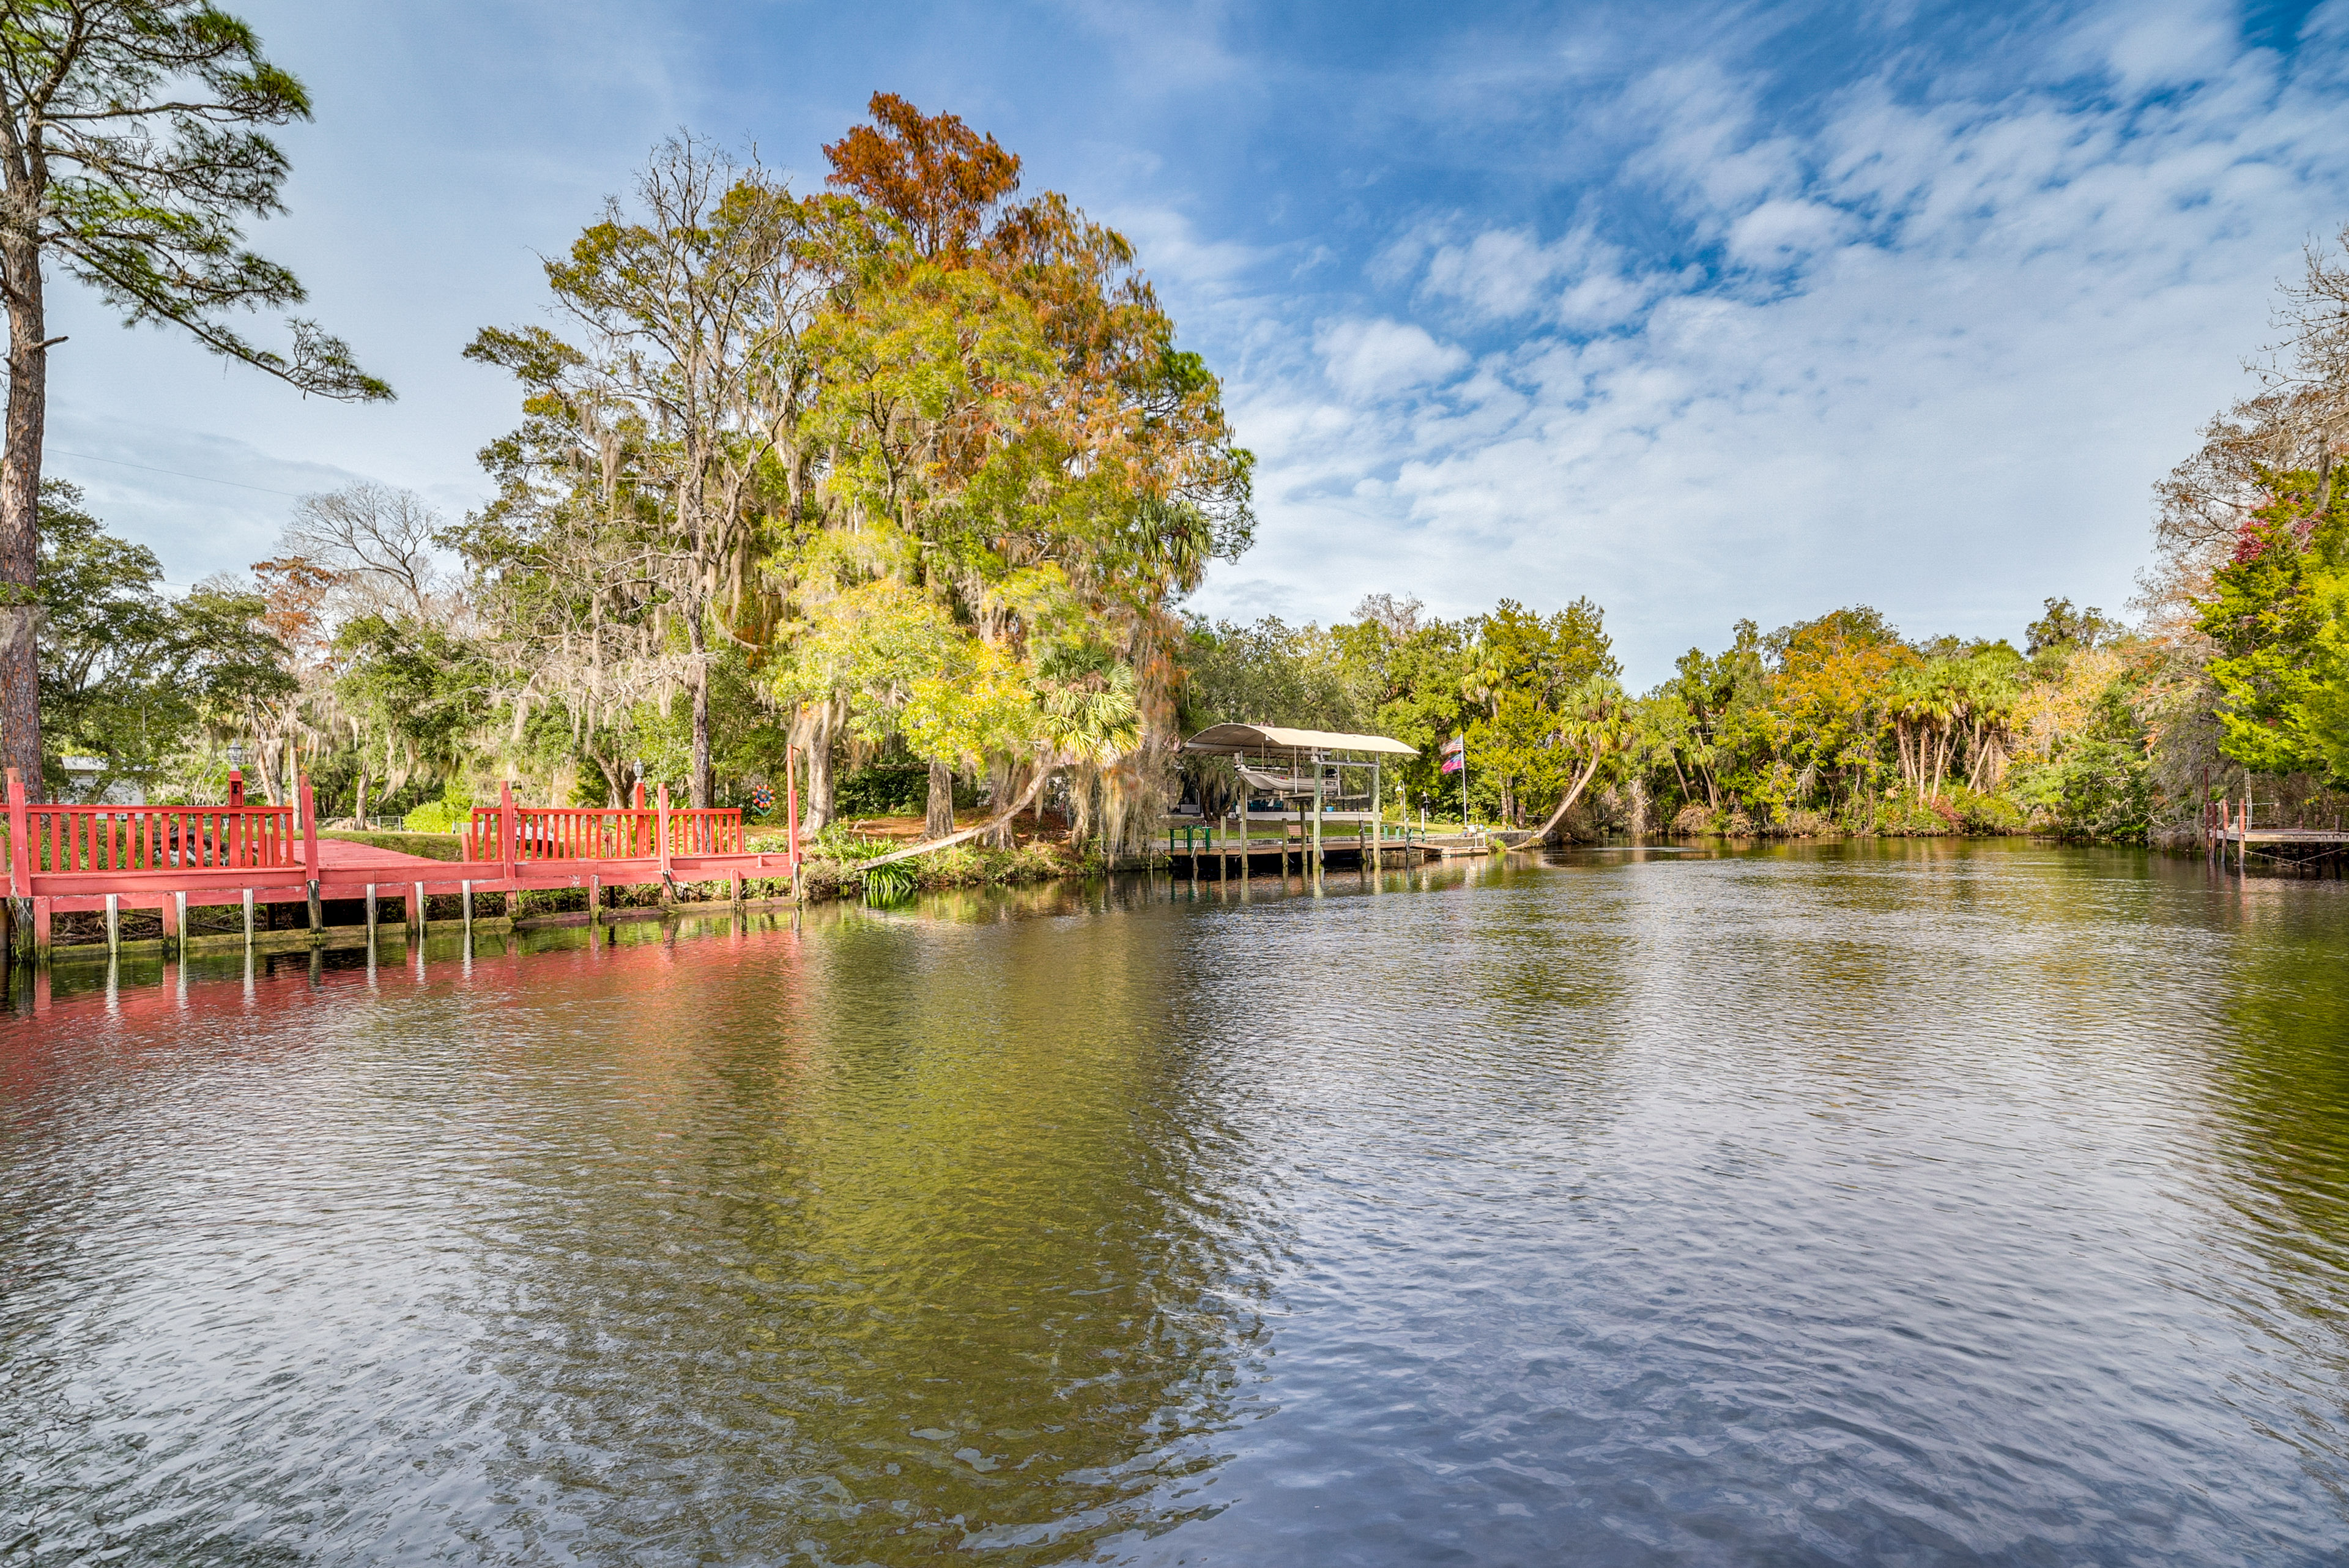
top-left (3, 842), bottom-right (2345, 1564)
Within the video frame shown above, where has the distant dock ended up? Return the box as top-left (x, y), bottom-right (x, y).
top-left (2208, 799), bottom-right (2347, 875)
top-left (1162, 812), bottom-right (1497, 878)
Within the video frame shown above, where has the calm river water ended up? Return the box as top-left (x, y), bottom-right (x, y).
top-left (3, 842), bottom-right (2347, 1566)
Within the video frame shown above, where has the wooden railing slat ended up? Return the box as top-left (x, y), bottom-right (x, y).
top-left (439, 803), bottom-right (743, 864)
top-left (11, 802), bottom-right (299, 873)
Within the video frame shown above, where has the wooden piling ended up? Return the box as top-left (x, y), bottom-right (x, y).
top-left (301, 775), bottom-right (323, 934)
top-left (7, 768), bottom-right (31, 960)
top-left (1311, 753), bottom-right (1324, 879)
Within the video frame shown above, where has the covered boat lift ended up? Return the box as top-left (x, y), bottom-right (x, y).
top-left (1176, 723), bottom-right (1451, 877)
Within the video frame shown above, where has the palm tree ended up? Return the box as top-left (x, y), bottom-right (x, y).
top-left (1524, 676), bottom-right (1631, 842)
top-left (1960, 653), bottom-right (2025, 791)
top-left (1888, 663), bottom-right (1957, 800)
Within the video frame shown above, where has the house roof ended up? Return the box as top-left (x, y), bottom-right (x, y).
top-left (1181, 723), bottom-right (1419, 759)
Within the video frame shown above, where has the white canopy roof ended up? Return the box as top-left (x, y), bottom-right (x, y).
top-left (1182, 723), bottom-right (1419, 759)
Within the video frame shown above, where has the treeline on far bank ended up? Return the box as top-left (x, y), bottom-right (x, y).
top-left (1187, 229), bottom-right (2349, 850)
top-left (1177, 592), bottom-right (2178, 844)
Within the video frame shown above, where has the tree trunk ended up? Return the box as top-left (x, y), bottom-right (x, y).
top-left (354, 770), bottom-right (369, 828)
top-left (1069, 763), bottom-right (1094, 847)
top-left (793, 700), bottom-right (837, 834)
top-left (926, 757), bottom-right (954, 839)
top-left (988, 757), bottom-right (1017, 847)
top-left (688, 615), bottom-right (712, 808)
top-left (1527, 750), bottom-right (1607, 844)
top-left (0, 231), bottom-right (46, 798)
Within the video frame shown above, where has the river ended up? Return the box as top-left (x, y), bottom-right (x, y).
top-left (3, 842), bottom-right (2345, 1565)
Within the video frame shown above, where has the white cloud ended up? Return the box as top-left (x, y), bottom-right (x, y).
top-left (1314, 318), bottom-right (1471, 398)
top-left (1417, 228), bottom-right (1567, 318)
top-left (2057, 0), bottom-right (2237, 93)
top-left (1192, 1), bottom-right (2349, 684)
top-left (1724, 198), bottom-right (1849, 267)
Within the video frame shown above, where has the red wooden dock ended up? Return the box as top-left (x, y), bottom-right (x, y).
top-left (4, 770), bottom-right (798, 962)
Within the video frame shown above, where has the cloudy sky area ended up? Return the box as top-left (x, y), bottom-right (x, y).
top-left (39, 0), bottom-right (2349, 684)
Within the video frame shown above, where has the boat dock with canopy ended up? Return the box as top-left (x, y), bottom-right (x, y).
top-left (1172, 723), bottom-right (1487, 877)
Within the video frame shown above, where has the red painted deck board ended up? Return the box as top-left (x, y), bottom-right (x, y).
top-left (303, 839), bottom-right (454, 871)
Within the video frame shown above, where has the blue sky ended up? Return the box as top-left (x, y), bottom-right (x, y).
top-left (41, 0), bottom-right (2349, 684)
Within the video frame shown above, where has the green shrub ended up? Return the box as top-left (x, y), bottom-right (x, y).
top-left (1670, 803), bottom-right (1716, 835)
top-left (1950, 786), bottom-right (2027, 834)
top-left (2009, 741), bottom-right (2151, 841)
top-left (1869, 794), bottom-right (1956, 836)
top-left (1864, 787), bottom-right (2028, 837)
top-left (403, 781), bottom-right (473, 835)
top-left (835, 765), bottom-right (979, 817)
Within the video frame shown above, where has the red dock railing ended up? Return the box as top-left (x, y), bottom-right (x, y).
top-left (462, 801), bottom-right (743, 861)
top-left (5, 800), bottom-right (299, 872)
top-left (6, 769), bottom-right (790, 966)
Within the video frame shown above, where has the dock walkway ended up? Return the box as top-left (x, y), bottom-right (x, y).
top-left (2210, 815), bottom-right (2348, 875)
top-left (5, 771), bottom-right (802, 962)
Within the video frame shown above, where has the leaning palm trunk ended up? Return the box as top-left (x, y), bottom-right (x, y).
top-left (1523, 749), bottom-right (1608, 845)
top-left (856, 764), bottom-right (1058, 871)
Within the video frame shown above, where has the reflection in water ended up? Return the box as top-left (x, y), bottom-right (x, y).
top-left (3, 844), bottom-right (2347, 1565)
